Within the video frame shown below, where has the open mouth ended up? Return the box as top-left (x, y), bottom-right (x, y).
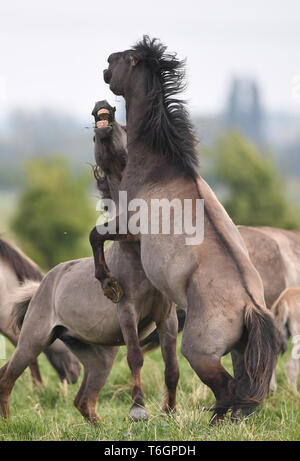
top-left (96, 108), bottom-right (110, 128)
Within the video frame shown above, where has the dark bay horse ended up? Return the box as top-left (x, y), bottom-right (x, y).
top-left (0, 239), bottom-right (80, 384)
top-left (0, 106), bottom-right (179, 423)
top-left (89, 36), bottom-right (278, 422)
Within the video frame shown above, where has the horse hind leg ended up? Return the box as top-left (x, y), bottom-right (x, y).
top-left (157, 306), bottom-right (180, 413)
top-left (4, 330), bottom-right (43, 387)
top-left (0, 328), bottom-right (52, 418)
top-left (117, 304), bottom-right (149, 422)
top-left (61, 338), bottom-right (118, 424)
top-left (181, 327), bottom-right (237, 424)
top-left (0, 288), bottom-right (57, 418)
top-left (182, 282), bottom-right (242, 424)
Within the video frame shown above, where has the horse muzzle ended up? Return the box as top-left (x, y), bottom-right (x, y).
top-left (103, 69), bottom-right (112, 84)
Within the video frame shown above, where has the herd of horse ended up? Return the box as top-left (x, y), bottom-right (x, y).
top-left (0, 36), bottom-right (299, 427)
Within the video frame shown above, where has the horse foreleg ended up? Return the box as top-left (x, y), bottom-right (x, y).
top-left (285, 355), bottom-right (299, 391)
top-left (89, 218), bottom-right (136, 303)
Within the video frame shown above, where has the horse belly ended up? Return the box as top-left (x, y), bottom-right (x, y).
top-left (140, 234), bottom-right (196, 309)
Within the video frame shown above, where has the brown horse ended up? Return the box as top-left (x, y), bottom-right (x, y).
top-left (89, 36), bottom-right (278, 422)
top-left (0, 103), bottom-right (179, 423)
top-left (0, 238), bottom-right (81, 385)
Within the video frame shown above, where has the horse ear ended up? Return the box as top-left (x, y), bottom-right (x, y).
top-left (130, 54), bottom-right (139, 67)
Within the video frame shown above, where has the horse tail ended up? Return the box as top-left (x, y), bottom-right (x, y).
top-left (9, 280), bottom-right (41, 333)
top-left (140, 308), bottom-right (186, 352)
top-left (239, 303), bottom-right (279, 405)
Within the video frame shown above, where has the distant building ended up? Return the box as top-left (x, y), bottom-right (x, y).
top-left (223, 77), bottom-right (265, 146)
top-left (115, 97), bottom-right (126, 124)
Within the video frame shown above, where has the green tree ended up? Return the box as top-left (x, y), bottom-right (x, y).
top-left (202, 131), bottom-right (299, 229)
top-left (11, 156), bottom-right (95, 269)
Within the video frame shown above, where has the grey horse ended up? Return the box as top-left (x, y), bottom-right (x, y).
top-left (0, 110), bottom-right (179, 423)
top-left (0, 238), bottom-right (81, 384)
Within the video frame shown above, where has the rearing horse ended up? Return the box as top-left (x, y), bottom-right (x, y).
top-left (0, 102), bottom-right (180, 423)
top-left (89, 36), bottom-right (278, 422)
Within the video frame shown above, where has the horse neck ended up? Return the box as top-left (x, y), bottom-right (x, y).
top-left (95, 123), bottom-right (126, 202)
top-left (125, 72), bottom-right (151, 159)
top-left (124, 75), bottom-right (180, 184)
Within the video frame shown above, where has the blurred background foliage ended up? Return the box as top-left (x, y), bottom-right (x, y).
top-left (10, 156), bottom-right (96, 269)
top-left (0, 81), bottom-right (299, 270)
top-left (1, 127), bottom-right (298, 272)
top-left (201, 131), bottom-right (299, 229)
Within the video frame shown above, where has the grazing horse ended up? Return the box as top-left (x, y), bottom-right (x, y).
top-left (0, 105), bottom-right (180, 423)
top-left (89, 36), bottom-right (278, 422)
top-left (270, 287), bottom-right (300, 392)
top-left (0, 239), bottom-right (80, 384)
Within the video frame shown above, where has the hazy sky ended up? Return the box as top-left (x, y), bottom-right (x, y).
top-left (1, 0), bottom-right (300, 120)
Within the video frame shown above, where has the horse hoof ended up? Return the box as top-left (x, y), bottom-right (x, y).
top-left (163, 405), bottom-right (176, 415)
top-left (231, 407), bottom-right (254, 422)
top-left (129, 405), bottom-right (149, 422)
top-left (230, 408), bottom-right (242, 423)
top-left (209, 411), bottom-right (226, 426)
top-left (87, 415), bottom-right (102, 425)
top-left (102, 278), bottom-right (123, 303)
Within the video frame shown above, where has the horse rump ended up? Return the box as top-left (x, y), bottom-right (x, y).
top-left (9, 280), bottom-right (41, 333)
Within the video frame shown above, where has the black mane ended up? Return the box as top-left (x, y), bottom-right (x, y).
top-left (0, 239), bottom-right (43, 283)
top-left (132, 36), bottom-right (199, 177)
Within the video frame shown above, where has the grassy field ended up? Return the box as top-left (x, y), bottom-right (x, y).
top-left (0, 337), bottom-right (299, 441)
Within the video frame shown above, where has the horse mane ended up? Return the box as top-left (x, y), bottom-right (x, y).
top-left (0, 238), bottom-right (43, 283)
top-left (131, 35), bottom-right (199, 177)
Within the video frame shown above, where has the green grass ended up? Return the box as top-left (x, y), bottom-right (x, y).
top-left (0, 338), bottom-right (299, 441)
